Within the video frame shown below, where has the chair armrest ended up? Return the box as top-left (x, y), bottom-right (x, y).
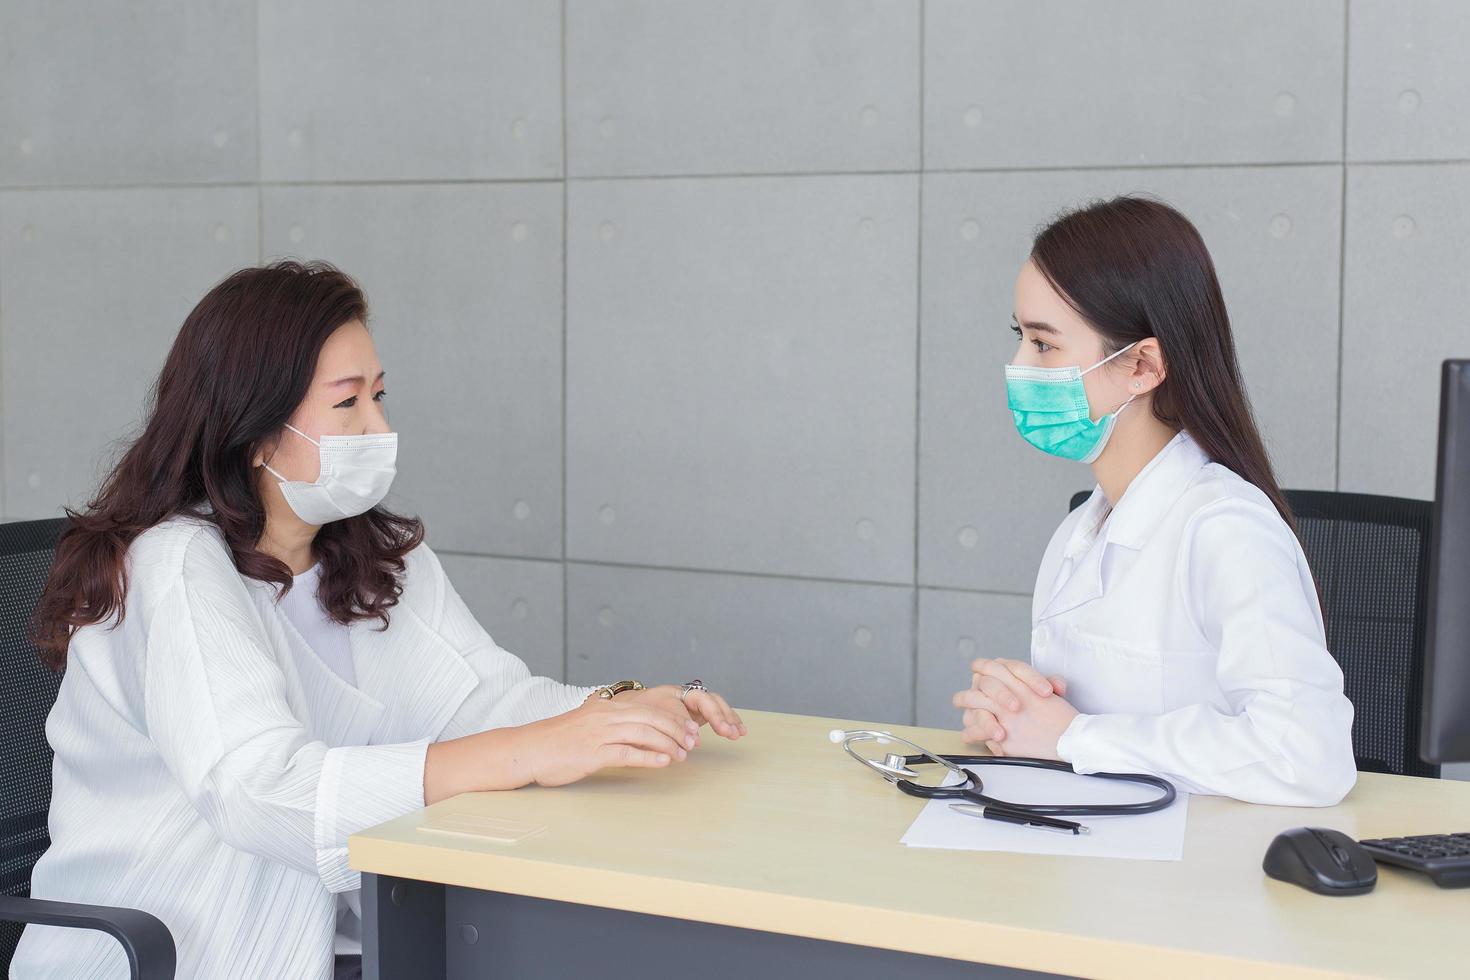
top-left (0, 894), bottom-right (175, 979)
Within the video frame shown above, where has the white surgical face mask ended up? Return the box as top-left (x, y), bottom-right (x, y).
top-left (263, 423), bottom-right (397, 526)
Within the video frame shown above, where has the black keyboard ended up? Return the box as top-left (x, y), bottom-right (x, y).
top-left (1359, 833), bottom-right (1470, 888)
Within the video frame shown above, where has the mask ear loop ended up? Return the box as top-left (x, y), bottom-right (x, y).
top-left (1079, 341), bottom-right (1146, 421)
top-left (262, 424), bottom-right (319, 483)
top-left (283, 423), bottom-right (322, 447)
top-left (1078, 339), bottom-right (1139, 377)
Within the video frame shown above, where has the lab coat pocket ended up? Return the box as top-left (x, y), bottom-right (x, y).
top-left (1061, 626), bottom-right (1166, 716)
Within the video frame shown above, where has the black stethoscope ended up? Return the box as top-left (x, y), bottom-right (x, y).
top-left (830, 729), bottom-right (1176, 835)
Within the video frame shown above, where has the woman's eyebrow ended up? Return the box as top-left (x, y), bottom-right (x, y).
top-left (1018, 319), bottom-right (1060, 336)
top-left (326, 371), bottom-right (386, 388)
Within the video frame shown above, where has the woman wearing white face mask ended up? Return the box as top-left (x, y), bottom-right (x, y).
top-left (951, 196), bottom-right (1357, 807)
top-left (16, 261), bottom-right (745, 980)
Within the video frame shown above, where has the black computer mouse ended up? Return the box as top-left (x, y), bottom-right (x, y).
top-left (1263, 826), bottom-right (1377, 895)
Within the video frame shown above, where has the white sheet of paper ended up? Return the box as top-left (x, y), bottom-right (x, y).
top-left (899, 765), bottom-right (1189, 861)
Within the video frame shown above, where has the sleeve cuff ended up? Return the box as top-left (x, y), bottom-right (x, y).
top-left (1055, 713), bottom-right (1093, 768)
top-left (1055, 713), bottom-right (1141, 777)
top-left (313, 740), bottom-right (429, 893)
top-left (562, 684), bottom-right (598, 713)
top-left (528, 678), bottom-right (598, 719)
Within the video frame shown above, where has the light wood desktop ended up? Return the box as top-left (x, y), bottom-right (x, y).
top-left (351, 709), bottom-right (1470, 979)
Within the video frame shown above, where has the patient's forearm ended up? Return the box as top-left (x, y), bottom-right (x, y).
top-left (423, 726), bottom-right (532, 805)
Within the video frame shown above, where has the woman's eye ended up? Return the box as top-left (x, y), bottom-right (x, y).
top-left (333, 396), bottom-right (358, 409)
top-left (1032, 339), bottom-right (1054, 354)
top-left (373, 390), bottom-right (387, 402)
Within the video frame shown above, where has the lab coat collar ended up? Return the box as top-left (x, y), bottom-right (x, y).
top-left (1095, 429), bottom-right (1209, 552)
top-left (1042, 430), bottom-right (1210, 621)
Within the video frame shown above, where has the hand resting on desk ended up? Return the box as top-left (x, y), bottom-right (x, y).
top-left (425, 685), bottom-right (746, 802)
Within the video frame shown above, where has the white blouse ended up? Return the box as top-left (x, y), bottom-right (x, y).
top-left (276, 563), bottom-right (363, 957)
top-left (12, 516), bottom-right (595, 979)
top-left (1036, 430), bottom-right (1358, 806)
top-left (278, 563), bottom-right (355, 687)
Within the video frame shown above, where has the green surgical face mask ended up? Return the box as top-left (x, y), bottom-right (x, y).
top-left (1004, 341), bottom-right (1138, 463)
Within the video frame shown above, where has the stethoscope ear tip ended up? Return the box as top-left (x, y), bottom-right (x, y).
top-left (827, 729), bottom-right (847, 744)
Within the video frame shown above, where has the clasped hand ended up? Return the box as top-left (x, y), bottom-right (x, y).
top-left (951, 658), bottom-right (1078, 760)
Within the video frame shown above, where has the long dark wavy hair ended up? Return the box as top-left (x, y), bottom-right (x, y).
top-left (1031, 195), bottom-right (1297, 534)
top-left (32, 260), bottom-right (424, 668)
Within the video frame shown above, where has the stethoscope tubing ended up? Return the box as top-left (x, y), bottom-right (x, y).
top-left (891, 753), bottom-right (1176, 818)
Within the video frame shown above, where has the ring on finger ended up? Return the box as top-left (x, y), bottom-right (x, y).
top-left (679, 679), bottom-right (707, 703)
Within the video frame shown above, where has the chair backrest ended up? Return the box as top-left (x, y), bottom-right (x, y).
top-left (1066, 489), bottom-right (1438, 778)
top-left (0, 518), bottom-right (68, 969)
top-left (1284, 491), bottom-right (1437, 777)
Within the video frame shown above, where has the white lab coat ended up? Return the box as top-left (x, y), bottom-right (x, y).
top-left (11, 515), bottom-right (594, 980)
top-left (1036, 430), bottom-right (1358, 806)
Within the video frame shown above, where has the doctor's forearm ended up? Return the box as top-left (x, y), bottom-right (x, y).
top-left (424, 727), bottom-right (534, 804)
top-left (1060, 708), bottom-right (1356, 806)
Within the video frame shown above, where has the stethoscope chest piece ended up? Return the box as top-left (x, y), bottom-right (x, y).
top-left (874, 753), bottom-right (920, 779)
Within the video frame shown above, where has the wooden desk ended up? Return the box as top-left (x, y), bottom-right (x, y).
top-left (351, 710), bottom-right (1470, 979)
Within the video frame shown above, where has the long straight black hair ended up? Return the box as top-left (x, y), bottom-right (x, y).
top-left (1030, 195), bottom-right (1297, 534)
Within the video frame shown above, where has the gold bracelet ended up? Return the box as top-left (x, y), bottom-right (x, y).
top-left (586, 679), bottom-right (646, 701)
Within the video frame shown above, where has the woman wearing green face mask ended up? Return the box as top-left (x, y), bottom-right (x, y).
top-left (951, 196), bottom-right (1357, 807)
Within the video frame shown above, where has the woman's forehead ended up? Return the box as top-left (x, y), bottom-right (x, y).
top-left (1014, 261), bottom-right (1087, 335)
top-left (313, 320), bottom-right (381, 382)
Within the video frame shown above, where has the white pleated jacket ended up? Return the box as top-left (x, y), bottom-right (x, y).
top-left (1038, 430), bottom-right (1358, 806)
top-left (11, 515), bottom-right (594, 979)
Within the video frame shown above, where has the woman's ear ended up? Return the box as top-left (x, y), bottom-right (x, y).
top-left (1128, 338), bottom-right (1167, 393)
top-left (251, 434), bottom-right (279, 470)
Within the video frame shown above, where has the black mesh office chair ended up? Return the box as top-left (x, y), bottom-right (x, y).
top-left (1067, 488), bottom-right (1439, 779)
top-left (0, 518), bottom-right (176, 978)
